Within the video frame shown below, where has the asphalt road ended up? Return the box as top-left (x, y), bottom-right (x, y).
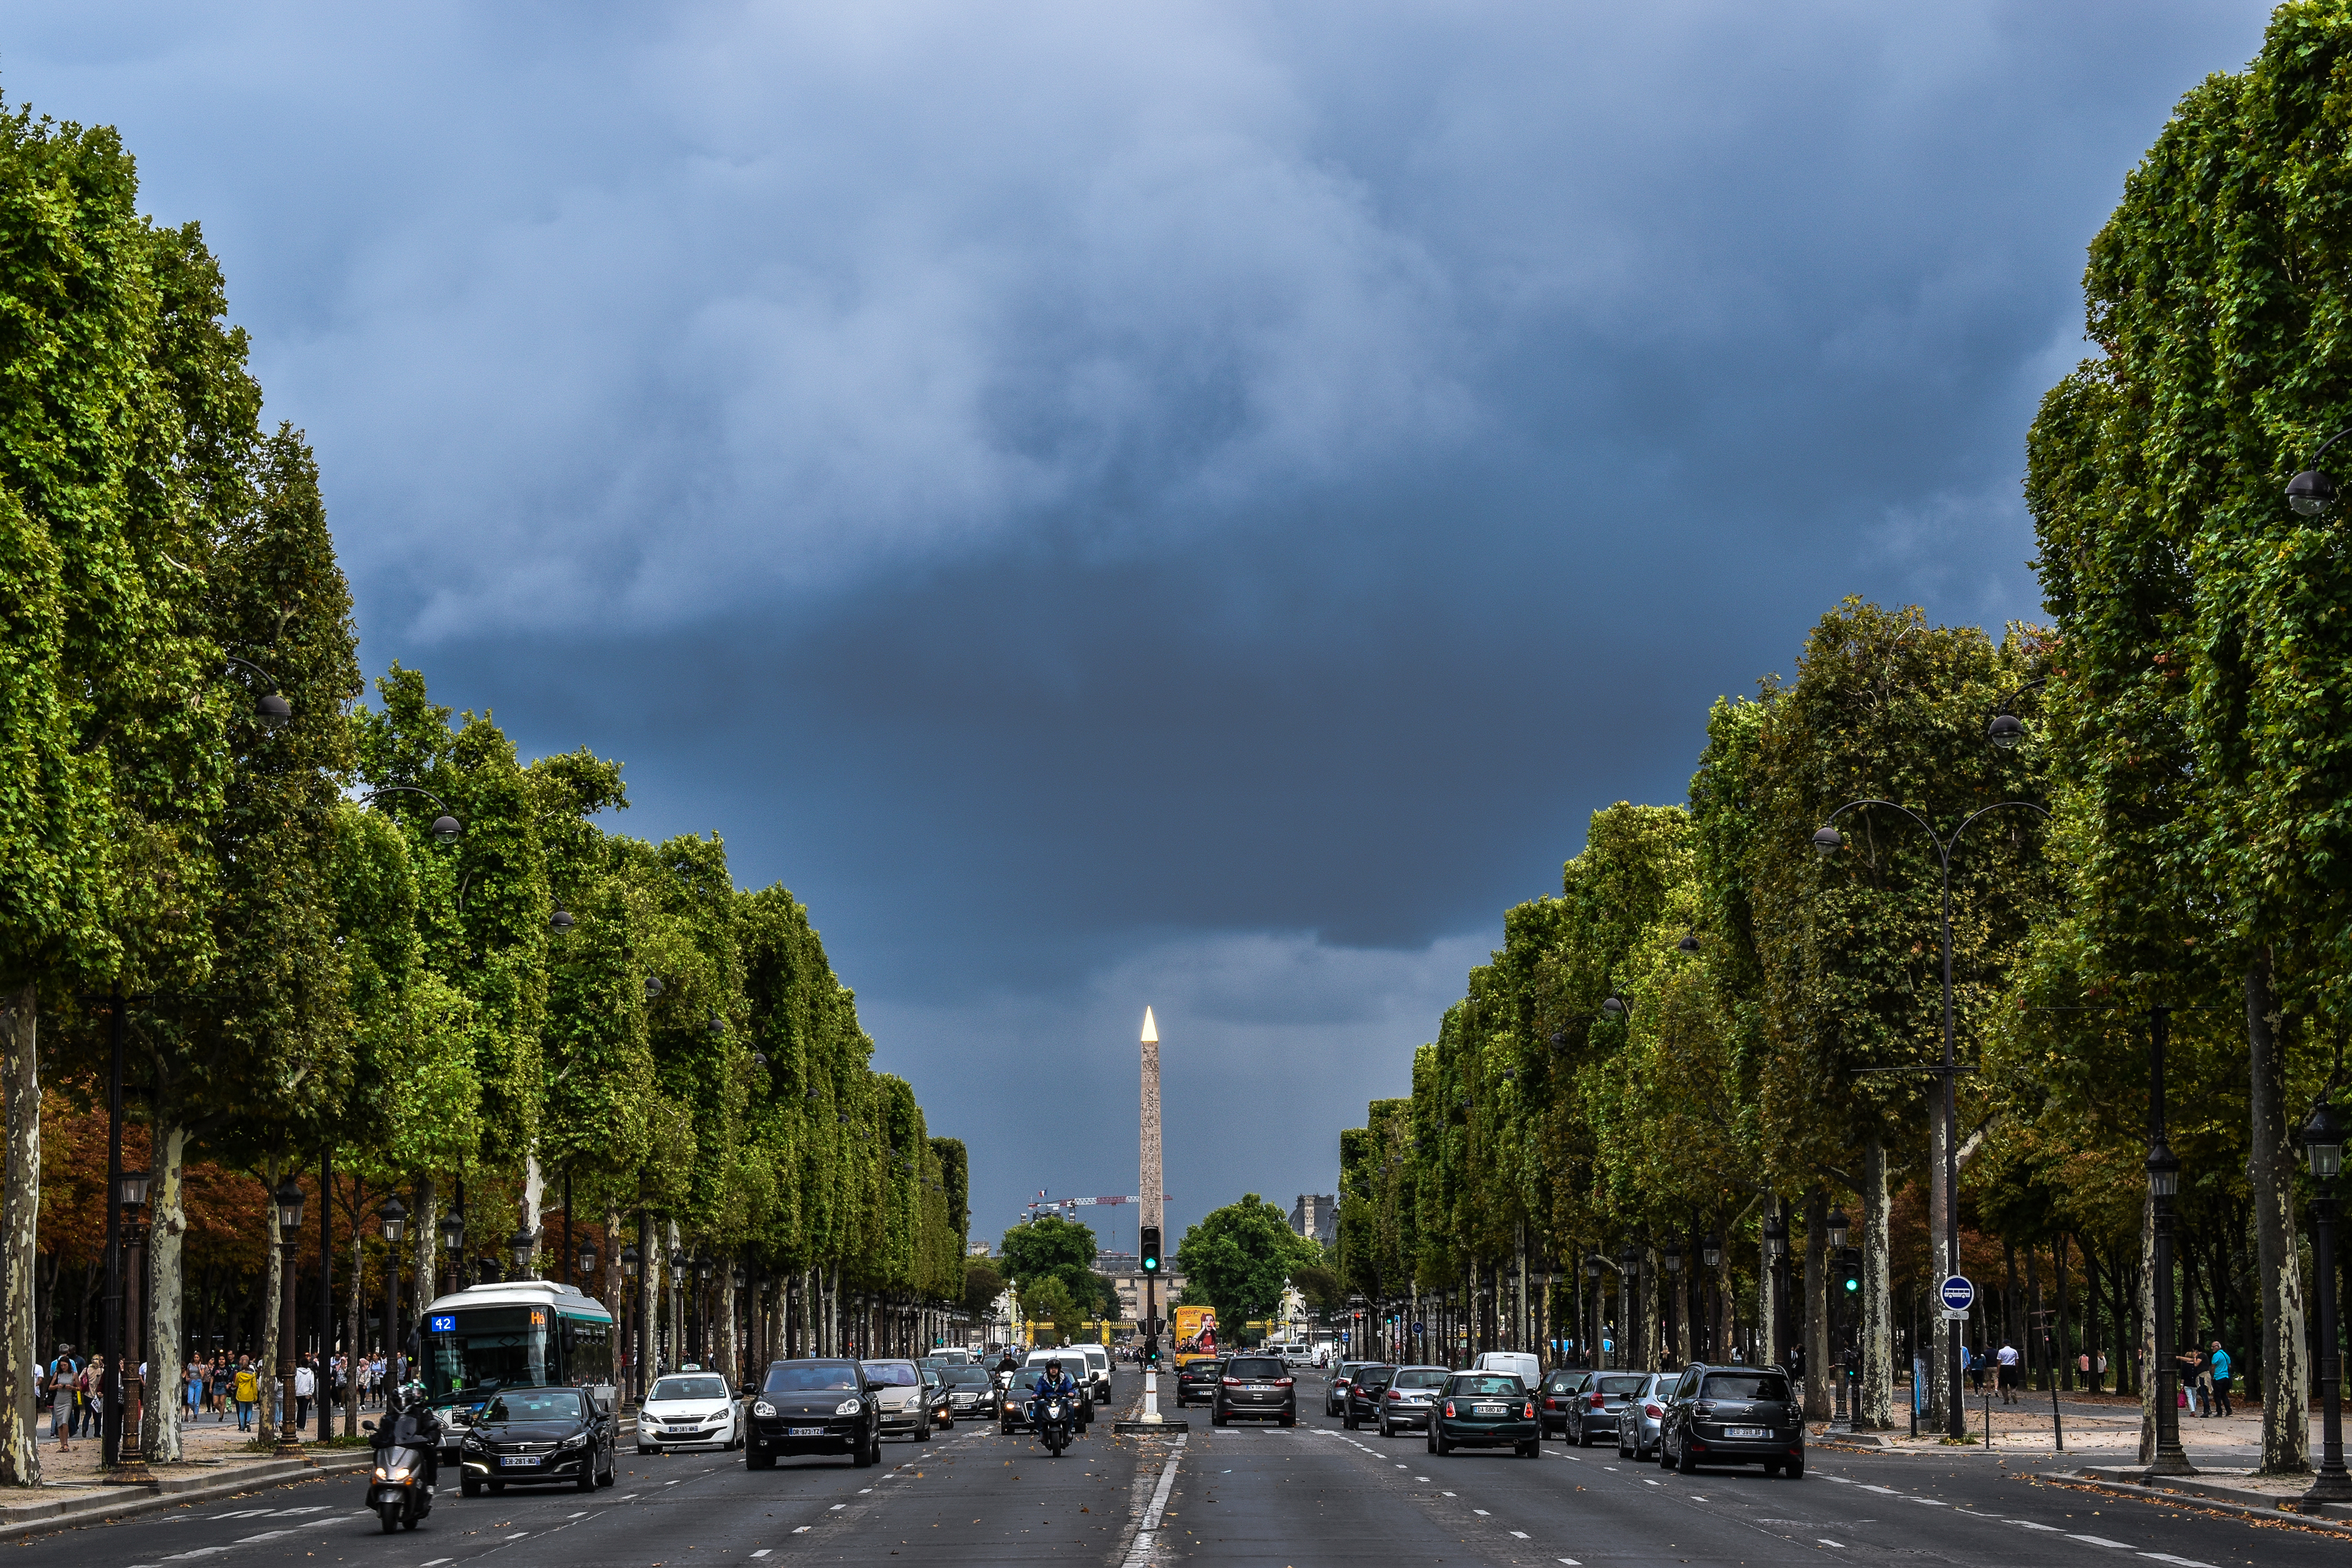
top-left (24, 1367), bottom-right (2343, 1568)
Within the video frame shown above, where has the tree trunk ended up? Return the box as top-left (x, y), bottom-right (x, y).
top-left (0, 986), bottom-right (41, 1486)
top-left (1860, 1138), bottom-right (1894, 1428)
top-left (143, 1123), bottom-right (190, 1461)
top-left (260, 1159), bottom-right (283, 1436)
top-left (2248, 950), bottom-right (2310, 1473)
top-left (1803, 1192), bottom-right (1831, 1420)
top-left (344, 1196), bottom-right (365, 1436)
top-left (2137, 1186), bottom-right (2155, 1464)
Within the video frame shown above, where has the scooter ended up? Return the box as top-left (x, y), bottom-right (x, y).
top-left (362, 1421), bottom-right (437, 1532)
top-left (1031, 1395), bottom-right (1075, 1457)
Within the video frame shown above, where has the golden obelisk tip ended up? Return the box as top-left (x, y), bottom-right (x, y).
top-left (1141, 1006), bottom-right (1158, 1044)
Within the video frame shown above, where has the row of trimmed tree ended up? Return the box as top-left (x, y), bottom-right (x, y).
top-left (0, 102), bottom-right (967, 1484)
top-left (1342, 5), bottom-right (2352, 1475)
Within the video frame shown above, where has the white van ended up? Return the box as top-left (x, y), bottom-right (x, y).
top-left (1278, 1342), bottom-right (1313, 1369)
top-left (1472, 1350), bottom-right (1543, 1392)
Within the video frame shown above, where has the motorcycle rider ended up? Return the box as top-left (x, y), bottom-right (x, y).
top-left (1027, 1357), bottom-right (1080, 1432)
top-left (372, 1380), bottom-right (442, 1491)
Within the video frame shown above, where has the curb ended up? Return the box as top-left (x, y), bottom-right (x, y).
top-left (2029, 1469), bottom-right (2352, 1538)
top-left (0, 1453), bottom-right (375, 1541)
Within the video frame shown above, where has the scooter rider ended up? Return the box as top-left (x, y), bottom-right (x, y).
top-left (372, 1381), bottom-right (442, 1490)
top-left (1028, 1358), bottom-right (1080, 1428)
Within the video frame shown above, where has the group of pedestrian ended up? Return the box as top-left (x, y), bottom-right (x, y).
top-left (37, 1345), bottom-right (100, 1450)
top-left (2177, 1339), bottom-right (2234, 1417)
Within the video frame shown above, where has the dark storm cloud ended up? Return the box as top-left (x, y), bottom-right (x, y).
top-left (0, 0), bottom-right (2273, 1243)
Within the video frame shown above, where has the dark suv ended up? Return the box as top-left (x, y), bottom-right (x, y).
top-left (1177, 1358), bottom-right (1225, 1406)
top-left (1210, 1354), bottom-right (1297, 1427)
top-left (746, 1359), bottom-right (883, 1468)
top-left (1341, 1363), bottom-right (1396, 1430)
top-left (1658, 1364), bottom-right (1803, 1477)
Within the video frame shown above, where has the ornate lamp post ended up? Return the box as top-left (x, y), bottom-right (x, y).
top-left (1828, 1207), bottom-right (1851, 1430)
top-left (106, 1171), bottom-right (154, 1483)
top-left (621, 1244), bottom-right (641, 1403)
top-left (509, 1227), bottom-right (539, 1282)
top-left (1762, 1214), bottom-right (1788, 1370)
top-left (1663, 1239), bottom-right (1684, 1368)
top-left (1617, 1242), bottom-right (1641, 1370)
top-left (2303, 1101), bottom-right (2351, 1506)
top-left (1700, 1233), bottom-right (1722, 1362)
top-left (273, 1175), bottom-right (307, 1457)
top-left (377, 1196), bottom-right (407, 1386)
top-left (2145, 1132), bottom-right (2192, 1475)
top-left (439, 1208), bottom-right (466, 1294)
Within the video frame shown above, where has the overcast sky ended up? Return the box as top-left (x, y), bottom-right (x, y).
top-left (4, 1), bottom-right (2273, 1253)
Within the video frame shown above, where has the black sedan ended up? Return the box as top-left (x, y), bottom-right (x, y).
top-left (1209, 1353), bottom-right (1296, 1427)
top-left (746, 1359), bottom-right (883, 1468)
top-left (1428, 1372), bottom-right (1539, 1457)
top-left (1659, 1364), bottom-right (1803, 1477)
top-left (455, 1386), bottom-right (616, 1495)
top-left (1340, 1363), bottom-right (1396, 1430)
top-left (1175, 1357), bottom-right (1225, 1406)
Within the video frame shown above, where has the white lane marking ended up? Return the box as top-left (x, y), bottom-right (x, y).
top-left (1473, 1508), bottom-right (1491, 1515)
top-left (1122, 1450), bottom-right (1184, 1568)
top-left (1510, 1530), bottom-right (1530, 1539)
top-left (2071, 1538), bottom-right (2133, 1550)
top-left (1819, 1540), bottom-right (1846, 1549)
top-left (2140, 1555), bottom-right (2216, 1568)
top-left (235, 1533), bottom-right (289, 1544)
top-left (270, 1506), bottom-right (330, 1516)
top-left (617, 1493), bottom-right (638, 1500)
top-left (858, 1487), bottom-right (873, 1494)
top-left (1602, 1466), bottom-right (1617, 1471)
top-left (568, 1510), bottom-right (589, 1518)
top-left (752, 1552), bottom-right (771, 1559)
top-left (1911, 1497), bottom-right (1947, 1506)
top-left (791, 1526), bottom-right (811, 1534)
top-left (1559, 1559), bottom-right (1581, 1566)
top-left (421, 1559), bottom-right (453, 1566)
top-left (1690, 1496), bottom-right (1707, 1502)
top-left (2009, 1522), bottom-right (2061, 1531)
top-left (506, 1533), bottom-right (528, 1541)
top-left (1396, 1463), bottom-right (1408, 1468)
top-left (1642, 1478), bottom-right (1661, 1487)
top-left (829, 1503), bottom-right (845, 1510)
top-left (1824, 1475), bottom-right (1854, 1484)
top-left (212, 1509), bottom-right (274, 1519)
top-left (1860, 1485), bottom-right (1900, 1495)
top-left (665, 1479), bottom-right (681, 1486)
top-left (1416, 1475), bottom-right (1430, 1482)
top-left (1441, 1491), bottom-right (1456, 1497)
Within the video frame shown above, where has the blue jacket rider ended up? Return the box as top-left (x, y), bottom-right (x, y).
top-left (1029, 1359), bottom-right (1078, 1415)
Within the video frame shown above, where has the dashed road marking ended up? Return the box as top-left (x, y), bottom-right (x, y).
top-left (1819, 1540), bottom-right (1845, 1549)
top-left (2071, 1537), bottom-right (2132, 1550)
top-left (1473, 1508), bottom-right (1491, 1515)
top-left (2140, 1555), bottom-right (2216, 1567)
top-left (751, 1552), bottom-right (771, 1558)
top-left (1509, 1530), bottom-right (1530, 1539)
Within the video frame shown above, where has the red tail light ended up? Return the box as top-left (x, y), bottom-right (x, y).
top-left (1645, 1403), bottom-right (1662, 1417)
top-left (1544, 1398), bottom-right (1559, 1409)
top-left (1589, 1392), bottom-right (1606, 1407)
top-left (1443, 1399), bottom-right (1456, 1418)
top-left (1524, 1401), bottom-right (1536, 1419)
top-left (1276, 1378), bottom-right (1293, 1387)
top-left (1385, 1389), bottom-right (1401, 1401)
top-left (1221, 1377), bottom-right (1241, 1386)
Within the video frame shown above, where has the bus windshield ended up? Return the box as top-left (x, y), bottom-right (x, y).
top-left (422, 1305), bottom-right (552, 1395)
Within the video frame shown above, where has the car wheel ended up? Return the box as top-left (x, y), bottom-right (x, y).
top-left (460, 1475), bottom-right (481, 1499)
top-left (855, 1430), bottom-right (877, 1468)
top-left (1675, 1438), bottom-right (1697, 1475)
top-left (1432, 1426), bottom-right (1450, 1456)
top-left (1342, 1407), bottom-right (1356, 1431)
top-left (915, 1420), bottom-right (931, 1443)
top-left (1210, 1405), bottom-right (1227, 1427)
top-left (1784, 1454), bottom-right (1804, 1479)
top-left (1378, 1417), bottom-right (1393, 1439)
top-left (1518, 1439), bottom-right (1540, 1458)
top-left (1618, 1431), bottom-right (1631, 1458)
top-left (636, 1443), bottom-right (652, 1455)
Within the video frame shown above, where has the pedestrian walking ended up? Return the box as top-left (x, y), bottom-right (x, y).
top-left (185, 1361), bottom-right (201, 1418)
top-left (1966, 1344), bottom-right (1984, 1396)
top-left (295, 1357), bottom-right (314, 1427)
top-left (45, 1345), bottom-right (74, 1451)
top-left (76, 1357), bottom-right (103, 1439)
top-left (2208, 1341), bottom-right (2234, 1417)
top-left (1996, 1341), bottom-right (2020, 1403)
top-left (234, 1358), bottom-right (260, 1431)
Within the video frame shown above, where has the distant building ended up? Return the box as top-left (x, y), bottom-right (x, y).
top-left (1094, 1252), bottom-right (1186, 1330)
top-left (1290, 1194), bottom-right (1336, 1247)
top-left (968, 1241), bottom-right (993, 1258)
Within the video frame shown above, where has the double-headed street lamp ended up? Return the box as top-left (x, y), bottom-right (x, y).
top-left (1811, 774), bottom-right (2046, 1440)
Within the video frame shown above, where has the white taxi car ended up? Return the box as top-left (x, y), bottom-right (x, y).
top-left (636, 1370), bottom-right (742, 1453)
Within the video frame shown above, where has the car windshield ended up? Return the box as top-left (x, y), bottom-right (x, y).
top-left (1448, 1375), bottom-right (1524, 1398)
top-left (1225, 1357), bottom-right (1284, 1378)
top-left (1700, 1372), bottom-right (1791, 1401)
top-left (482, 1388), bottom-right (583, 1422)
top-left (1599, 1376), bottom-right (1648, 1396)
top-left (862, 1362), bottom-right (920, 1387)
top-left (649, 1376), bottom-right (728, 1403)
top-left (1354, 1366), bottom-right (1397, 1388)
top-left (1544, 1372), bottom-right (1585, 1392)
top-left (1393, 1369), bottom-right (1446, 1390)
top-left (764, 1362), bottom-right (859, 1393)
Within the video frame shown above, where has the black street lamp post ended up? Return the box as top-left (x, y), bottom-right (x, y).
top-left (378, 1196), bottom-right (406, 1387)
top-left (2303, 1100), bottom-right (2351, 1506)
top-left (1813, 787), bottom-right (2047, 1440)
top-left (2145, 1007), bottom-right (2194, 1478)
top-left (621, 1244), bottom-right (641, 1405)
top-left (1828, 1207), bottom-right (1851, 1432)
top-left (273, 1175), bottom-right (307, 1457)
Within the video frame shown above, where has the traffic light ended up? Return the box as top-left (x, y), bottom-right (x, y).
top-left (1837, 1246), bottom-right (1862, 1296)
top-left (1140, 1225), bottom-right (1161, 1274)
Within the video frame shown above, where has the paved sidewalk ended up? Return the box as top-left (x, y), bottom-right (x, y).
top-left (28, 1403), bottom-right (381, 1488)
top-left (1815, 1388), bottom-right (2274, 1462)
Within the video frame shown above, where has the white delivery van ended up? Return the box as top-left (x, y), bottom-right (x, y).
top-left (1472, 1350), bottom-right (1543, 1392)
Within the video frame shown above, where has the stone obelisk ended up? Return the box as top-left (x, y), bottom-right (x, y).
top-left (1140, 1007), bottom-right (1163, 1252)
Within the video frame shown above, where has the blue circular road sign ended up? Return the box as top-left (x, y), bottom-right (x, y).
top-left (1939, 1275), bottom-right (1975, 1312)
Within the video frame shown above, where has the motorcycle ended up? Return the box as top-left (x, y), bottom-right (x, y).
top-left (363, 1418), bottom-right (437, 1532)
top-left (1031, 1394), bottom-right (1075, 1457)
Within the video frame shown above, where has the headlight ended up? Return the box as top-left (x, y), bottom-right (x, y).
top-left (834, 1398), bottom-right (862, 1416)
top-left (558, 1431), bottom-right (589, 1450)
top-left (461, 1432), bottom-right (487, 1450)
top-left (753, 1399), bottom-right (775, 1417)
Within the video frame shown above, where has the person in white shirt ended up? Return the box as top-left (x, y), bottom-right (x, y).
top-left (1995, 1341), bottom-right (2021, 1403)
top-left (294, 1360), bottom-right (316, 1427)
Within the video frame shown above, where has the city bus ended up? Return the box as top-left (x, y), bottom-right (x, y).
top-left (416, 1279), bottom-right (619, 1405)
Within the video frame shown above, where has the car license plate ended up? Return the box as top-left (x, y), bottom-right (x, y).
top-left (1725, 1426), bottom-right (1770, 1438)
top-left (500, 1456), bottom-right (541, 1468)
top-left (1473, 1402), bottom-right (1508, 1416)
top-left (786, 1425), bottom-right (825, 1436)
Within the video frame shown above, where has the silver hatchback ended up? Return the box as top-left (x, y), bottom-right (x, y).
top-left (1570, 1372), bottom-right (1653, 1446)
top-left (1375, 1366), bottom-right (1450, 1436)
top-left (1616, 1372), bottom-right (1672, 1460)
